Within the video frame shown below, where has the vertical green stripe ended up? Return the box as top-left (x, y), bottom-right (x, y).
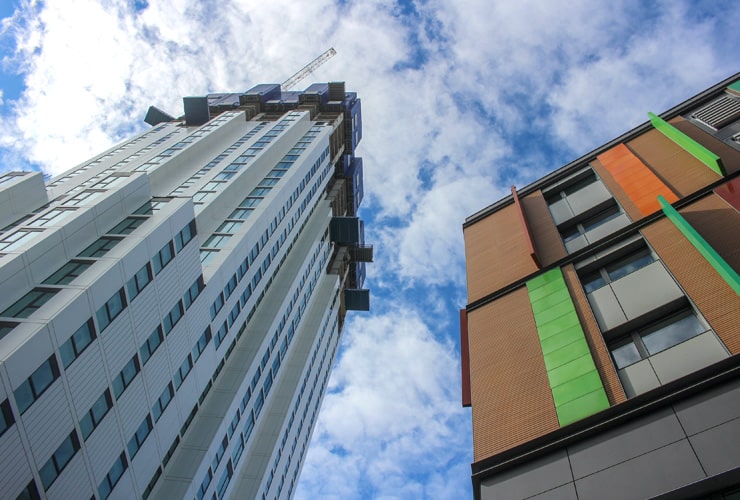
top-left (658, 196), bottom-right (740, 295)
top-left (526, 268), bottom-right (610, 426)
top-left (648, 112), bottom-right (725, 176)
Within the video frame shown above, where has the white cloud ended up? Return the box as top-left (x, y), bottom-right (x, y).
top-left (295, 309), bottom-right (470, 499)
top-left (0, 1), bottom-right (738, 498)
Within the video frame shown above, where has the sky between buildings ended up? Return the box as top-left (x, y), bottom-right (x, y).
top-left (0, 0), bottom-right (738, 498)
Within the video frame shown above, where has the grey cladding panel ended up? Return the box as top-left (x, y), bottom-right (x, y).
top-left (689, 417), bottom-right (740, 475)
top-left (674, 377), bottom-right (740, 436)
top-left (574, 440), bottom-right (705, 500)
top-left (649, 331), bottom-right (729, 385)
top-left (610, 261), bottom-right (684, 322)
top-left (531, 483), bottom-right (578, 500)
top-left (618, 359), bottom-right (661, 398)
top-left (568, 182), bottom-right (612, 217)
top-left (568, 407), bottom-right (685, 479)
top-left (480, 450), bottom-right (573, 500)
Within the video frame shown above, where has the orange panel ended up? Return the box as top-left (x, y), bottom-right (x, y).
top-left (598, 143), bottom-right (679, 216)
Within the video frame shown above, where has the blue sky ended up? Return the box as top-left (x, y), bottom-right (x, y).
top-left (0, 0), bottom-right (738, 498)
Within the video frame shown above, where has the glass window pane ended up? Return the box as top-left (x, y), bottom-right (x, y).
top-left (612, 341), bottom-right (641, 369)
top-left (642, 312), bottom-right (706, 355)
top-left (606, 248), bottom-right (655, 282)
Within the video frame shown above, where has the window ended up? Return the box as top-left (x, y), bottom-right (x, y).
top-left (581, 247), bottom-right (656, 293)
top-left (127, 415), bottom-right (153, 458)
top-left (14, 356), bottom-right (60, 414)
top-left (216, 221), bottom-right (242, 234)
top-left (0, 229), bottom-right (43, 251)
top-left (27, 208), bottom-right (76, 227)
top-left (174, 354), bottom-right (193, 389)
top-left (0, 399), bottom-right (14, 438)
top-left (39, 431), bottom-right (80, 490)
top-left (63, 190), bottom-right (103, 206)
top-left (152, 383), bottom-right (174, 422)
top-left (152, 241), bottom-right (175, 275)
top-left (163, 300), bottom-right (184, 335)
top-left (214, 321), bottom-right (228, 349)
top-left (108, 217), bottom-right (145, 235)
top-left (98, 452), bottom-right (127, 500)
top-left (140, 326), bottom-right (164, 365)
top-left (228, 208), bottom-right (253, 220)
top-left (112, 355), bottom-right (140, 399)
top-left (193, 327), bottom-right (212, 362)
top-left (210, 293), bottom-right (225, 320)
top-left (43, 260), bottom-right (93, 285)
top-left (1, 288), bottom-right (59, 318)
top-left (59, 319), bottom-right (96, 369)
top-left (127, 263), bottom-right (153, 301)
top-left (227, 303), bottom-right (240, 328)
top-left (231, 434), bottom-right (244, 465)
top-left (196, 469), bottom-right (213, 500)
top-left (610, 310), bottom-right (709, 369)
top-left (254, 390), bottom-right (264, 418)
top-left (96, 288), bottom-right (127, 331)
top-left (78, 236), bottom-right (122, 258)
top-left (203, 234), bottom-right (231, 249)
top-left (184, 276), bottom-right (205, 309)
top-left (243, 411), bottom-right (255, 441)
top-left (15, 480), bottom-right (40, 500)
top-left (200, 249), bottom-right (219, 265)
top-left (79, 389), bottom-right (113, 440)
top-left (216, 461), bottom-right (233, 499)
top-left (224, 274), bottom-right (238, 298)
top-left (212, 434), bottom-right (228, 471)
top-left (175, 220), bottom-right (197, 252)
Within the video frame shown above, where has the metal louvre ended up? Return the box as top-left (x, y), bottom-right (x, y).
top-left (691, 94), bottom-right (740, 130)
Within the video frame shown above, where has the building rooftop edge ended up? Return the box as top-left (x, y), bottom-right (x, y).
top-left (463, 71), bottom-right (740, 229)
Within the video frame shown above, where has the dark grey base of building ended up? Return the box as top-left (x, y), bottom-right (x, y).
top-left (473, 358), bottom-right (740, 500)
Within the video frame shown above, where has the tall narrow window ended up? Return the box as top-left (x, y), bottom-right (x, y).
top-left (59, 319), bottom-right (96, 369)
top-left (14, 356), bottom-right (60, 414)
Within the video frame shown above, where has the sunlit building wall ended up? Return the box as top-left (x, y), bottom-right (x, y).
top-left (0, 81), bottom-right (371, 500)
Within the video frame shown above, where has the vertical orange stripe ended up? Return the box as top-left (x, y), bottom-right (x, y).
top-left (597, 144), bottom-right (678, 216)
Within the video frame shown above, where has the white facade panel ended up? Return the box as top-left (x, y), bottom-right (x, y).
top-left (0, 426), bottom-right (34, 495)
top-left (0, 84), bottom-right (368, 499)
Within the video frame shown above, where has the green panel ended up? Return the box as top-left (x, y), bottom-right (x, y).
top-left (543, 337), bottom-right (590, 372)
top-left (539, 326), bottom-right (583, 354)
top-left (552, 370), bottom-right (605, 407)
top-left (658, 196), bottom-right (740, 295)
top-left (547, 353), bottom-right (597, 388)
top-left (729, 80), bottom-right (740, 93)
top-left (530, 288), bottom-right (571, 314)
top-left (648, 112), bottom-right (725, 176)
top-left (556, 389), bottom-right (610, 427)
top-left (528, 281), bottom-right (565, 302)
top-left (533, 299), bottom-right (577, 327)
top-left (527, 267), bottom-right (611, 427)
top-left (536, 313), bottom-right (581, 341)
top-left (526, 268), bottom-right (564, 290)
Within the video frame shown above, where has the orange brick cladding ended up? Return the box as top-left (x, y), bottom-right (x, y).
top-left (641, 204), bottom-right (740, 354)
top-left (561, 264), bottom-right (626, 405)
top-left (467, 288), bottom-right (559, 462)
top-left (627, 128), bottom-right (720, 197)
top-left (521, 190), bottom-right (567, 267)
top-left (464, 203), bottom-right (539, 303)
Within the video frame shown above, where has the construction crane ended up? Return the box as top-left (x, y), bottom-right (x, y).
top-left (281, 48), bottom-right (337, 90)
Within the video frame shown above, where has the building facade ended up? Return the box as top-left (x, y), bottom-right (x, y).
top-left (461, 73), bottom-right (740, 499)
top-left (0, 81), bottom-right (371, 500)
